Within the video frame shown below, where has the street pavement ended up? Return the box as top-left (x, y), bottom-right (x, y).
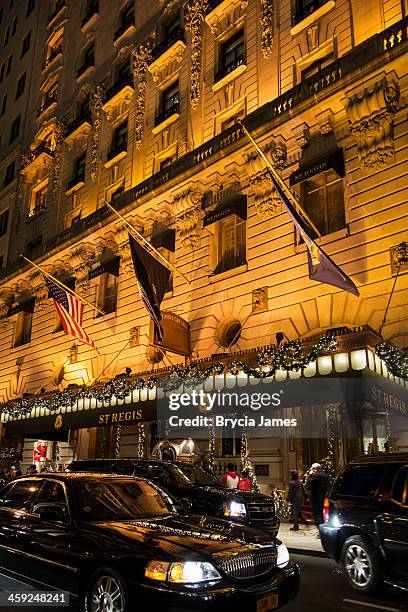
top-left (0, 554), bottom-right (407, 612)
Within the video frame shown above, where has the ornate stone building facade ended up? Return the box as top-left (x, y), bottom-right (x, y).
top-left (0, 0), bottom-right (406, 487)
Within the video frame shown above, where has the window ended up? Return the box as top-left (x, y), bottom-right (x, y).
top-left (33, 480), bottom-right (67, 507)
top-left (392, 468), bottom-right (407, 507)
top-left (4, 160), bottom-right (15, 186)
top-left (9, 0), bottom-right (14, 9)
top-left (11, 16), bottom-right (17, 36)
top-left (26, 0), bottom-right (35, 16)
top-left (0, 255), bottom-right (3, 269)
top-left (165, 13), bottom-right (180, 39)
top-left (74, 153), bottom-right (86, 180)
top-left (218, 30), bottom-right (245, 80)
top-left (6, 54), bottom-right (12, 75)
top-left (121, 3), bottom-right (134, 27)
top-left (0, 210), bottom-right (9, 236)
top-left (157, 81), bottom-right (179, 125)
top-left (27, 235), bottom-right (42, 256)
top-left (21, 30), bottom-right (31, 56)
top-left (215, 215), bottom-right (246, 274)
top-left (301, 53), bottom-right (335, 80)
top-left (112, 121), bottom-right (128, 153)
top-left (29, 181), bottom-right (48, 217)
top-left (78, 96), bottom-right (90, 117)
top-left (293, 0), bottom-right (332, 27)
top-left (9, 115), bottom-right (20, 142)
top-left (4, 26), bottom-right (10, 47)
top-left (13, 309), bottom-right (33, 347)
top-left (0, 479), bottom-right (42, 509)
top-left (84, 42), bottom-right (95, 67)
top-left (117, 59), bottom-right (130, 82)
top-left (96, 272), bottom-right (118, 316)
top-left (300, 169), bottom-right (345, 237)
top-left (1, 94), bottom-right (7, 116)
top-left (332, 466), bottom-right (387, 499)
top-left (16, 73), bottom-right (26, 99)
top-left (0, 62), bottom-right (4, 83)
top-left (0, 9), bottom-right (2, 25)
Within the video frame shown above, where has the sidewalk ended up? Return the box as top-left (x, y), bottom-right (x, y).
top-left (278, 521), bottom-right (326, 556)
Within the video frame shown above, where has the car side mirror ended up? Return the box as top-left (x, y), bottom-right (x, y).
top-left (38, 504), bottom-right (68, 523)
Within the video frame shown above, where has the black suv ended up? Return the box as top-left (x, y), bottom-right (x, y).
top-left (319, 453), bottom-right (408, 594)
top-left (68, 459), bottom-right (279, 536)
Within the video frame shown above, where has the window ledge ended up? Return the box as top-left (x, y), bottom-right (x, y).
top-left (212, 63), bottom-right (247, 92)
top-left (104, 150), bottom-right (127, 168)
top-left (290, 1), bottom-right (335, 36)
top-left (95, 310), bottom-right (116, 321)
top-left (209, 262), bottom-right (248, 283)
top-left (65, 180), bottom-right (85, 196)
top-left (152, 112), bottom-right (179, 135)
top-left (114, 24), bottom-right (136, 47)
top-left (294, 226), bottom-right (349, 254)
top-left (76, 65), bottom-right (95, 84)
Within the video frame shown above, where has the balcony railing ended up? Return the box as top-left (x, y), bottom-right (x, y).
top-left (37, 91), bottom-right (58, 117)
top-left (215, 54), bottom-right (245, 83)
top-left (114, 15), bottom-right (135, 42)
top-left (27, 203), bottom-right (47, 220)
top-left (1, 17), bottom-right (406, 282)
top-left (104, 73), bottom-right (133, 104)
top-left (154, 102), bottom-right (180, 127)
top-left (292, 0), bottom-right (332, 26)
top-left (65, 111), bottom-right (92, 138)
top-left (81, 1), bottom-right (99, 29)
top-left (47, 0), bottom-right (66, 25)
top-left (21, 143), bottom-right (54, 169)
top-left (42, 45), bottom-right (63, 71)
top-left (66, 174), bottom-right (85, 192)
top-left (77, 58), bottom-right (95, 79)
top-left (150, 28), bottom-right (185, 63)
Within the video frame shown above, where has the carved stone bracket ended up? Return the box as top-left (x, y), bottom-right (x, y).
top-left (293, 123), bottom-right (310, 149)
top-left (345, 75), bottom-right (400, 172)
top-left (27, 270), bottom-right (49, 312)
top-left (260, 0), bottom-right (274, 58)
top-left (245, 137), bottom-right (287, 219)
top-left (91, 86), bottom-right (104, 181)
top-left (205, 0), bottom-right (247, 37)
top-left (133, 41), bottom-right (153, 149)
top-left (70, 243), bottom-right (96, 295)
top-left (173, 188), bottom-right (203, 249)
top-left (184, 0), bottom-right (207, 110)
top-left (0, 288), bottom-right (14, 331)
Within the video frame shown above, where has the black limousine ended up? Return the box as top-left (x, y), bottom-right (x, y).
top-left (68, 458), bottom-right (280, 536)
top-left (0, 473), bottom-right (299, 611)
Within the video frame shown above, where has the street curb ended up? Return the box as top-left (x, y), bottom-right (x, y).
top-left (288, 547), bottom-right (328, 558)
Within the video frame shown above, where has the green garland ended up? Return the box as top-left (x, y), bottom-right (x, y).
top-left (375, 342), bottom-right (408, 379)
top-left (1, 335), bottom-right (337, 418)
top-left (240, 429), bottom-right (260, 493)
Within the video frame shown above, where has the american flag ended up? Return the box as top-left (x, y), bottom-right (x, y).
top-left (45, 277), bottom-right (96, 349)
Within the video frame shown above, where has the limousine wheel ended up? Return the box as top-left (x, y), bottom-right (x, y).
top-left (86, 568), bottom-right (127, 612)
top-left (341, 536), bottom-right (383, 595)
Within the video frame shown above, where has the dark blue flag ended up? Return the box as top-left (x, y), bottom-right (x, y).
top-left (129, 233), bottom-right (172, 341)
top-left (271, 174), bottom-right (359, 296)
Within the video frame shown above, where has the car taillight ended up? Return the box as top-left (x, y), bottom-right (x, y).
top-left (323, 497), bottom-right (330, 522)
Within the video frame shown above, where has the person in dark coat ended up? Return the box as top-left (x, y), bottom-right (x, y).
top-left (306, 463), bottom-right (330, 527)
top-left (286, 470), bottom-right (306, 530)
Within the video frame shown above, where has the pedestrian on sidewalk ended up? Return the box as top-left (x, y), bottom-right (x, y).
top-left (287, 470), bottom-right (306, 531)
top-left (306, 463), bottom-right (330, 527)
top-left (239, 470), bottom-right (251, 491)
top-left (220, 463), bottom-right (239, 489)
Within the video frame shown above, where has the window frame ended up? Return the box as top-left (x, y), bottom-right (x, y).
top-left (13, 308), bottom-right (33, 348)
top-left (0, 209), bottom-right (9, 236)
top-left (10, 115), bottom-right (21, 143)
top-left (96, 271), bottom-right (118, 317)
top-left (218, 29), bottom-right (245, 78)
top-left (16, 72), bottom-right (26, 99)
top-left (214, 213), bottom-right (247, 275)
top-left (298, 168), bottom-right (345, 240)
top-left (21, 30), bottom-right (31, 56)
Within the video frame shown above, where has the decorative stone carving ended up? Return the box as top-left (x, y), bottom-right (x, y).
top-left (293, 123), bottom-right (310, 148)
top-left (51, 121), bottom-right (65, 205)
top-left (90, 86), bottom-right (104, 181)
top-left (133, 41), bottom-right (153, 149)
top-left (252, 287), bottom-right (268, 313)
top-left (0, 288), bottom-right (14, 331)
top-left (173, 189), bottom-right (203, 249)
top-left (307, 25), bottom-right (318, 51)
top-left (317, 109), bottom-right (334, 134)
top-left (129, 326), bottom-right (140, 347)
top-left (390, 241), bottom-right (408, 276)
top-left (118, 241), bottom-right (134, 275)
top-left (184, 0), bottom-right (207, 110)
top-left (160, 0), bottom-right (179, 14)
top-left (148, 40), bottom-right (186, 87)
top-left (28, 270), bottom-right (48, 312)
top-left (345, 75), bottom-right (400, 171)
top-left (14, 174), bottom-right (26, 233)
top-left (260, 0), bottom-right (274, 58)
top-left (245, 138), bottom-right (286, 219)
top-left (205, 0), bottom-right (247, 38)
top-left (70, 243), bottom-right (96, 294)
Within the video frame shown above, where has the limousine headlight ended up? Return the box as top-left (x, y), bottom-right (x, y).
top-left (223, 500), bottom-right (247, 518)
top-left (277, 543), bottom-right (290, 568)
top-left (145, 560), bottom-right (221, 584)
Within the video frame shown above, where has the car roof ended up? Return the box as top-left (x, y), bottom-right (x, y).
top-left (69, 458), bottom-right (197, 467)
top-left (348, 452), bottom-right (408, 465)
top-left (14, 473), bottom-right (143, 481)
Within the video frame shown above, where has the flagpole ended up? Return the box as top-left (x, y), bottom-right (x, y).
top-left (105, 201), bottom-right (190, 284)
top-left (237, 120), bottom-right (322, 238)
top-left (21, 255), bottom-right (106, 317)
